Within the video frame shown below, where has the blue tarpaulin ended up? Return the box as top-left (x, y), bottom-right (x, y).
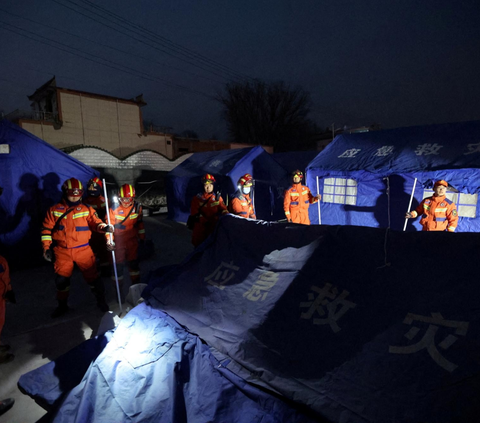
top-left (305, 121), bottom-right (480, 231)
top-left (19, 216), bottom-right (480, 422)
top-left (0, 119), bottom-right (99, 266)
top-left (166, 146), bottom-right (290, 223)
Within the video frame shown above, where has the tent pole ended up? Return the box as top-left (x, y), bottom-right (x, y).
top-left (103, 179), bottom-right (123, 315)
top-left (316, 176), bottom-right (322, 225)
top-left (403, 177), bottom-right (417, 232)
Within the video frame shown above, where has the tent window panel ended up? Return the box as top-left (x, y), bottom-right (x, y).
top-left (458, 205), bottom-right (476, 218)
top-left (459, 193), bottom-right (478, 205)
top-left (323, 178), bottom-right (357, 205)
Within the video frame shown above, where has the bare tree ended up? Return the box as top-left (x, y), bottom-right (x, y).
top-left (217, 79), bottom-right (315, 151)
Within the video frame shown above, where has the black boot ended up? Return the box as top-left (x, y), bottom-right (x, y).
top-left (51, 299), bottom-right (69, 318)
top-left (91, 279), bottom-right (109, 312)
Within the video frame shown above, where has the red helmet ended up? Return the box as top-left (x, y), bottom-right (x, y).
top-left (119, 184), bottom-right (135, 207)
top-left (119, 184), bottom-right (135, 198)
top-left (62, 178), bottom-right (84, 196)
top-left (88, 177), bottom-right (103, 189)
top-left (238, 173), bottom-right (253, 188)
top-left (202, 174), bottom-right (216, 184)
top-left (292, 169), bottom-right (303, 180)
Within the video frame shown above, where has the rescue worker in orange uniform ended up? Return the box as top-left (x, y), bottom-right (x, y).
top-left (190, 174), bottom-right (228, 247)
top-left (84, 177), bottom-right (110, 275)
top-left (106, 184), bottom-right (145, 291)
top-left (405, 179), bottom-right (458, 232)
top-left (229, 173), bottom-right (256, 219)
top-left (283, 170), bottom-right (321, 225)
top-left (41, 178), bottom-right (113, 318)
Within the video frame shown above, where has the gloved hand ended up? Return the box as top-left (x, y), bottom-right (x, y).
top-left (106, 241), bottom-right (116, 252)
top-left (43, 249), bottom-right (53, 262)
top-left (5, 290), bottom-right (16, 304)
top-left (99, 224), bottom-right (114, 233)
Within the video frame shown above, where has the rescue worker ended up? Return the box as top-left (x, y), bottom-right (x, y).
top-left (41, 178), bottom-right (113, 318)
top-left (0, 185), bottom-right (16, 365)
top-left (190, 174), bottom-right (228, 247)
top-left (84, 177), bottom-right (110, 275)
top-left (405, 179), bottom-right (458, 232)
top-left (106, 184), bottom-right (145, 293)
top-left (283, 170), bottom-right (321, 225)
top-left (229, 173), bottom-right (256, 219)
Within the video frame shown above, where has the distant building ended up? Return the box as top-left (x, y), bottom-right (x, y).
top-left (6, 77), bottom-right (268, 160)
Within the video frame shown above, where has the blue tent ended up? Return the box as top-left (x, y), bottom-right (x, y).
top-left (166, 146), bottom-right (290, 223)
top-left (19, 216), bottom-right (480, 422)
top-left (306, 121), bottom-right (480, 231)
top-left (0, 119), bottom-right (99, 266)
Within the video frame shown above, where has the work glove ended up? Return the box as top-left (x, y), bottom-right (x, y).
top-left (43, 249), bottom-right (53, 262)
top-left (5, 290), bottom-right (16, 304)
top-left (106, 241), bottom-right (116, 252)
top-left (99, 224), bottom-right (114, 233)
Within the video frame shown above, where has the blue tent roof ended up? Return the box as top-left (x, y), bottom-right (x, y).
top-left (307, 120), bottom-right (480, 175)
top-left (0, 119), bottom-right (99, 265)
top-left (166, 146), bottom-right (290, 223)
top-left (271, 151), bottom-right (318, 175)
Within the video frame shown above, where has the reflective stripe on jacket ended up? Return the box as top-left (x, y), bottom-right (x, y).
top-left (229, 191), bottom-right (256, 219)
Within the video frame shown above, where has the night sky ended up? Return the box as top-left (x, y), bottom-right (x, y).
top-left (1, 0), bottom-right (479, 140)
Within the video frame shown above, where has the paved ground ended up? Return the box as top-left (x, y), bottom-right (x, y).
top-left (0, 214), bottom-right (193, 423)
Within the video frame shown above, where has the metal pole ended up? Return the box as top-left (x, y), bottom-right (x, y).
top-left (403, 177), bottom-right (417, 232)
top-left (103, 179), bottom-right (123, 314)
top-left (316, 176), bottom-right (322, 225)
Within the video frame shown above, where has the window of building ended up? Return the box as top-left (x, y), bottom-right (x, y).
top-left (323, 178), bottom-right (357, 205)
top-left (167, 141), bottom-right (171, 145)
top-left (422, 189), bottom-right (477, 218)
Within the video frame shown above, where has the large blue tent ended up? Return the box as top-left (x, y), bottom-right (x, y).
top-left (19, 216), bottom-right (480, 422)
top-left (166, 146), bottom-right (290, 223)
top-left (0, 119), bottom-right (99, 266)
top-left (306, 121), bottom-right (480, 231)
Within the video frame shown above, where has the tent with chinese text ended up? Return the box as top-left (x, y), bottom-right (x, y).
top-left (0, 119), bottom-right (99, 267)
top-left (305, 120), bottom-right (480, 231)
top-left (166, 146), bottom-right (290, 223)
top-left (19, 216), bottom-right (480, 422)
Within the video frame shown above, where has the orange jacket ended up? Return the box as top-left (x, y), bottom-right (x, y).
top-left (283, 184), bottom-right (319, 224)
top-left (410, 195), bottom-right (458, 232)
top-left (191, 192), bottom-right (228, 224)
top-left (84, 195), bottom-right (108, 220)
top-left (108, 202), bottom-right (145, 242)
top-left (41, 201), bottom-right (105, 251)
top-left (229, 192), bottom-right (256, 219)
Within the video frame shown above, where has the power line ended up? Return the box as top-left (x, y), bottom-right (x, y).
top-left (50, 0), bottom-right (248, 83)
top-left (0, 21), bottom-right (216, 100)
top-left (0, 7), bottom-right (226, 86)
top-left (78, 0), bottom-right (252, 81)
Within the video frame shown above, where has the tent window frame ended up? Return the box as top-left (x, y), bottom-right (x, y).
top-left (323, 177), bottom-right (357, 205)
top-left (422, 189), bottom-right (477, 218)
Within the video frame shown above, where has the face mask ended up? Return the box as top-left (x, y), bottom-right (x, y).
top-left (243, 187), bottom-right (251, 194)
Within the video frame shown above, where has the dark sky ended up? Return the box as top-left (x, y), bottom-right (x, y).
top-left (1, 0), bottom-right (479, 140)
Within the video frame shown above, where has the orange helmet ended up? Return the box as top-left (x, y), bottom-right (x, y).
top-left (119, 184), bottom-right (135, 207)
top-left (202, 174), bottom-right (216, 184)
top-left (238, 173), bottom-right (254, 188)
top-left (292, 169), bottom-right (303, 180)
top-left (62, 178), bottom-right (84, 196)
top-left (88, 177), bottom-right (103, 189)
top-left (434, 180), bottom-right (448, 188)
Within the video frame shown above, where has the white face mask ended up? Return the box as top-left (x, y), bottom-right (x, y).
top-left (242, 187), bottom-right (251, 194)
